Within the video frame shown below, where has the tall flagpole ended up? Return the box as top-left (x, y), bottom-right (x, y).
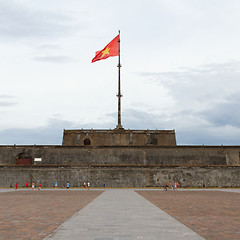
top-left (116, 30), bottom-right (123, 129)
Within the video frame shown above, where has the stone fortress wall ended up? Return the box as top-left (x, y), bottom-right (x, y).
top-left (62, 129), bottom-right (177, 146)
top-left (0, 143), bottom-right (239, 188)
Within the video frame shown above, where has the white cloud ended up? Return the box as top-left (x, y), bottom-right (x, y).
top-left (34, 56), bottom-right (71, 63)
top-left (0, 0), bottom-right (75, 41)
top-left (134, 61), bottom-right (240, 144)
top-left (0, 95), bottom-right (18, 107)
top-left (1, 0), bottom-right (240, 145)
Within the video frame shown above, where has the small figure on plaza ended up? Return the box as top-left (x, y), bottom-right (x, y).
top-left (165, 182), bottom-right (168, 191)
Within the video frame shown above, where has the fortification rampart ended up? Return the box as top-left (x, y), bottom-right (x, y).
top-left (0, 145), bottom-right (240, 166)
top-left (0, 165), bottom-right (239, 188)
top-left (0, 145), bottom-right (239, 187)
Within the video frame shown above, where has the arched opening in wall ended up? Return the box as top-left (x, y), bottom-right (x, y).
top-left (147, 134), bottom-right (158, 145)
top-left (84, 138), bottom-right (91, 145)
top-left (16, 152), bottom-right (33, 165)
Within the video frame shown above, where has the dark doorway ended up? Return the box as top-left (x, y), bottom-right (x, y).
top-left (16, 152), bottom-right (33, 165)
top-left (84, 138), bottom-right (91, 145)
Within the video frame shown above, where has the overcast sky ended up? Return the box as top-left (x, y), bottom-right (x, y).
top-left (1, 0), bottom-right (240, 145)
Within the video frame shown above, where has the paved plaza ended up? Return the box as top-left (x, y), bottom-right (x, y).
top-left (0, 188), bottom-right (239, 240)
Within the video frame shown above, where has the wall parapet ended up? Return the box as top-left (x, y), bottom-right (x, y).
top-left (0, 145), bottom-right (240, 166)
top-left (62, 128), bottom-right (177, 146)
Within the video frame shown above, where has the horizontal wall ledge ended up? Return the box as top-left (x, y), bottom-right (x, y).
top-left (0, 164), bottom-right (239, 168)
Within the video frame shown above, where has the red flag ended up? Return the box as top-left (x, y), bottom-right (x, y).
top-left (92, 35), bottom-right (119, 63)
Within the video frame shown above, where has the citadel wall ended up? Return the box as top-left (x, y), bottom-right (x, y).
top-left (0, 165), bottom-right (239, 188)
top-left (0, 145), bottom-right (239, 166)
top-left (0, 145), bottom-right (239, 187)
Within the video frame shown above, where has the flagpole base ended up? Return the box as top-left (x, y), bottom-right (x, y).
top-left (115, 125), bottom-right (124, 132)
top-left (116, 124), bottom-right (123, 129)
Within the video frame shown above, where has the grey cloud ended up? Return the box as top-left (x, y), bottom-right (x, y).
top-left (0, 95), bottom-right (17, 107)
top-left (121, 108), bottom-right (240, 145)
top-left (34, 56), bottom-right (71, 63)
top-left (198, 92), bottom-right (240, 128)
top-left (122, 108), bottom-right (164, 130)
top-left (0, 115), bottom-right (119, 145)
top-left (1, 106), bottom-right (240, 145)
top-left (102, 110), bottom-right (165, 130)
top-left (139, 61), bottom-right (240, 129)
top-left (0, 1), bottom-right (73, 41)
top-left (0, 95), bottom-right (15, 99)
top-left (142, 61), bottom-right (240, 89)
top-left (0, 118), bottom-right (78, 145)
top-left (0, 102), bottom-right (17, 107)
top-left (37, 44), bottom-right (61, 50)
top-left (175, 127), bottom-right (240, 146)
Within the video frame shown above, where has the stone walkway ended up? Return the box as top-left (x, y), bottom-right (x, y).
top-left (0, 189), bottom-right (16, 193)
top-left (45, 189), bottom-right (204, 240)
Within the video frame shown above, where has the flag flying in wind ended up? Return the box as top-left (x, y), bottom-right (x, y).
top-left (92, 35), bottom-right (119, 63)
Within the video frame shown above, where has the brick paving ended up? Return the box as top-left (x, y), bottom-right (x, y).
top-left (137, 190), bottom-right (240, 240)
top-left (0, 190), bottom-right (103, 240)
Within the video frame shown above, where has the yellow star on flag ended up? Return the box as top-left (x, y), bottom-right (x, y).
top-left (102, 47), bottom-right (110, 57)
top-left (91, 34), bottom-right (119, 63)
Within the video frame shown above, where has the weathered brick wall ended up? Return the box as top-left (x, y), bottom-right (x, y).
top-left (0, 165), bottom-right (239, 188)
top-left (0, 146), bottom-right (240, 166)
top-left (0, 145), bottom-right (239, 188)
top-left (62, 129), bottom-right (177, 146)
top-left (0, 145), bottom-right (240, 166)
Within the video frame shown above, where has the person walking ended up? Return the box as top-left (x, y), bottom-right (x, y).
top-left (15, 183), bottom-right (18, 190)
top-left (87, 181), bottom-right (90, 190)
top-left (66, 182), bottom-right (70, 189)
top-left (26, 181), bottom-right (29, 188)
top-left (165, 182), bottom-right (168, 191)
top-left (38, 183), bottom-right (41, 190)
top-left (32, 182), bottom-right (35, 189)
